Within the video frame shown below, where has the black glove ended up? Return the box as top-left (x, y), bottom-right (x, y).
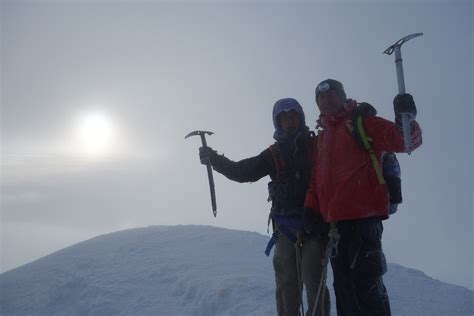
top-left (301, 207), bottom-right (329, 237)
top-left (199, 146), bottom-right (217, 165)
top-left (393, 94), bottom-right (417, 127)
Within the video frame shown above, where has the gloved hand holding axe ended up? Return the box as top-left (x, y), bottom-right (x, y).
top-left (185, 130), bottom-right (217, 217)
top-left (384, 32), bottom-right (423, 154)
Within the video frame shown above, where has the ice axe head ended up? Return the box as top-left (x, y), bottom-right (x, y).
top-left (185, 130), bottom-right (214, 147)
top-left (383, 33), bottom-right (423, 56)
top-left (383, 32), bottom-right (423, 95)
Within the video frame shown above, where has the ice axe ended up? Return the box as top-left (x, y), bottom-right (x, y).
top-left (185, 130), bottom-right (217, 217)
top-left (384, 32), bottom-right (423, 154)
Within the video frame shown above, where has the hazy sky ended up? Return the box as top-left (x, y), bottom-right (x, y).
top-left (1, 0), bottom-right (472, 290)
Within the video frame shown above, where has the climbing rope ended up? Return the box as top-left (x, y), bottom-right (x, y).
top-left (311, 222), bottom-right (340, 316)
top-left (295, 236), bottom-right (305, 316)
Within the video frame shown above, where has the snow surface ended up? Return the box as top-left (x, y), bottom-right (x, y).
top-left (1, 225), bottom-right (472, 315)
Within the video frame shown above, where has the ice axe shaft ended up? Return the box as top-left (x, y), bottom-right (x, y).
top-left (393, 45), bottom-right (406, 94)
top-left (185, 130), bottom-right (217, 217)
top-left (384, 32), bottom-right (423, 154)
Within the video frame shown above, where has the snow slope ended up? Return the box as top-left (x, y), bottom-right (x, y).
top-left (1, 225), bottom-right (472, 315)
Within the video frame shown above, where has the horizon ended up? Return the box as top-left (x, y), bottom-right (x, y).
top-left (2, 223), bottom-right (472, 293)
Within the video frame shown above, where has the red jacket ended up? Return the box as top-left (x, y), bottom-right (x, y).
top-left (304, 111), bottom-right (422, 222)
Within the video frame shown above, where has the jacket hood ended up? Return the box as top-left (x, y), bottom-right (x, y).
top-left (272, 98), bottom-right (306, 138)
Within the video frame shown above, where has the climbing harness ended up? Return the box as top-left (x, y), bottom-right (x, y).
top-left (264, 223), bottom-right (297, 257)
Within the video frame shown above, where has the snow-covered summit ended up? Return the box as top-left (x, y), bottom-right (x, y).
top-left (1, 225), bottom-right (472, 315)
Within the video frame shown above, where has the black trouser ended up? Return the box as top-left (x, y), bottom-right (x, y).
top-left (330, 217), bottom-right (391, 316)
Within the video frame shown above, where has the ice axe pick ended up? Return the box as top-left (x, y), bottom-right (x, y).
top-left (384, 32), bottom-right (423, 154)
top-left (185, 130), bottom-right (217, 217)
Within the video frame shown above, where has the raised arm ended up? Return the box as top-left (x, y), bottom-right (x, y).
top-left (200, 147), bottom-right (273, 183)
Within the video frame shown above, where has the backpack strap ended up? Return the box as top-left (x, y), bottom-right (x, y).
top-left (269, 131), bottom-right (315, 174)
top-left (269, 144), bottom-right (286, 179)
top-left (355, 115), bottom-right (386, 184)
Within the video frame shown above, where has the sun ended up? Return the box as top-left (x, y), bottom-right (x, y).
top-left (75, 112), bottom-right (116, 159)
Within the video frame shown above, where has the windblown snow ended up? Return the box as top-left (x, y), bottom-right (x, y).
top-left (1, 225), bottom-right (472, 315)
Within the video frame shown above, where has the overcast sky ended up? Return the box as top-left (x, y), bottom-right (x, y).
top-left (1, 0), bottom-right (472, 290)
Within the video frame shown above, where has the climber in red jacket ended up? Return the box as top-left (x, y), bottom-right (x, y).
top-left (304, 79), bottom-right (422, 315)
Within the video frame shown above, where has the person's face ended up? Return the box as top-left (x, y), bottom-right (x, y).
top-left (316, 90), bottom-right (344, 116)
top-left (278, 110), bottom-right (301, 134)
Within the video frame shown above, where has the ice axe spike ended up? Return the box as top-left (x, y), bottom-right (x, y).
top-left (185, 130), bottom-right (217, 217)
top-left (384, 32), bottom-right (423, 154)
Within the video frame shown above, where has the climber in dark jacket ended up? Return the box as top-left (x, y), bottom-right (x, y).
top-left (199, 98), bottom-right (330, 316)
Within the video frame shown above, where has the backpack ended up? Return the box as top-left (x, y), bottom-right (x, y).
top-left (352, 104), bottom-right (402, 215)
